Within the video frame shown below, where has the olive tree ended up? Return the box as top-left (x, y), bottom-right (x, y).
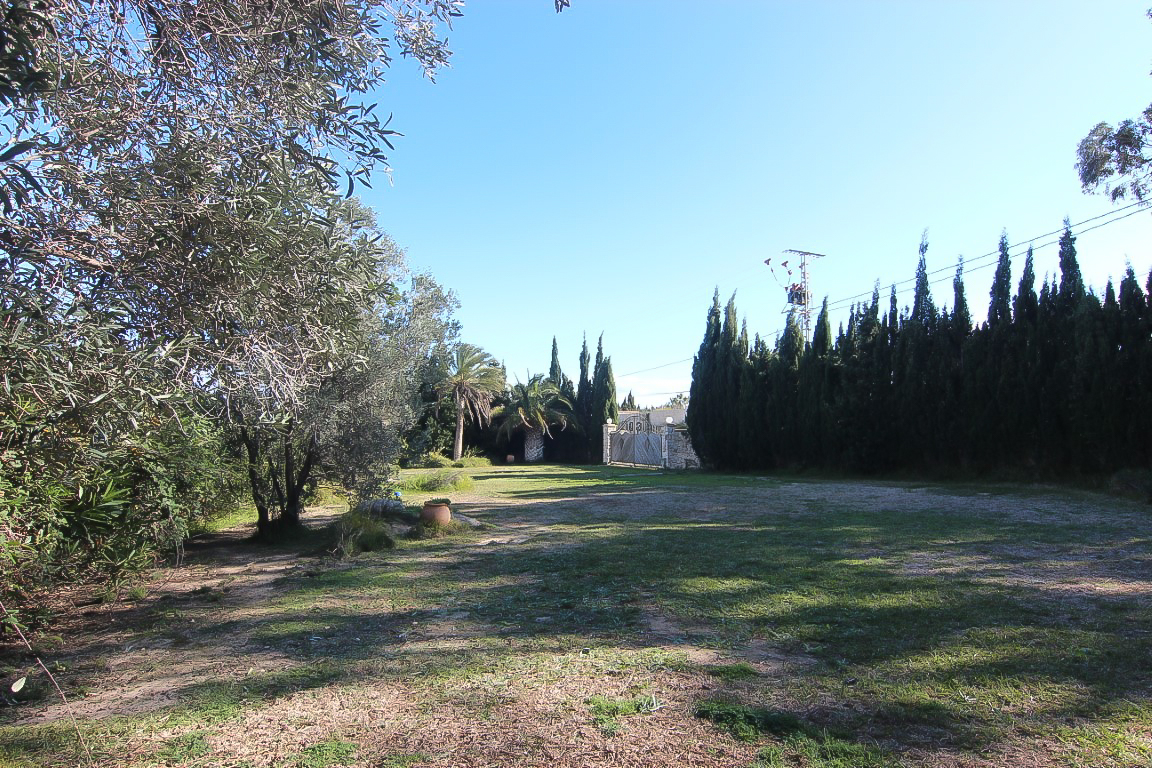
top-left (232, 214), bottom-right (459, 537)
top-left (0, 0), bottom-right (461, 598)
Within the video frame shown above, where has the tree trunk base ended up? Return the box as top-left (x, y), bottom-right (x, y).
top-left (252, 516), bottom-right (309, 543)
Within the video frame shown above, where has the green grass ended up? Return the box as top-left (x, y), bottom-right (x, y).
top-left (2, 465), bottom-right (1149, 766)
top-left (378, 755), bottom-right (429, 768)
top-left (703, 662), bottom-right (759, 681)
top-left (0, 724), bottom-right (82, 768)
top-left (189, 503), bottom-right (258, 535)
top-left (155, 731), bottom-right (211, 765)
top-left (754, 732), bottom-right (898, 768)
top-left (695, 700), bottom-right (816, 742)
top-left (459, 463), bottom-right (768, 499)
top-left (586, 693), bottom-right (661, 735)
top-left (396, 468), bottom-right (474, 494)
top-left (294, 739), bottom-right (357, 768)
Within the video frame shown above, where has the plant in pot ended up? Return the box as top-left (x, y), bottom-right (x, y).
top-left (421, 498), bottom-right (452, 525)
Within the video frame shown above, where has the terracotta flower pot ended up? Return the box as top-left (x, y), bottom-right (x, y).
top-left (421, 501), bottom-right (452, 525)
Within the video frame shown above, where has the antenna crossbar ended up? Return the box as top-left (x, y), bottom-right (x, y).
top-left (775, 250), bottom-right (825, 345)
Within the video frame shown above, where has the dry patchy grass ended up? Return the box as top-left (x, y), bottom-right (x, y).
top-left (2, 466), bottom-right (1150, 768)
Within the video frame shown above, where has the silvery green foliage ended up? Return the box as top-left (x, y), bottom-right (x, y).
top-left (1077, 106), bottom-right (1152, 202)
top-left (2, 0), bottom-right (461, 408)
top-left (1076, 13), bottom-right (1152, 203)
top-left (0, 0), bottom-right (460, 585)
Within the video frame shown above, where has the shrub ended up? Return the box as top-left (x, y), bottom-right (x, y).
top-left (418, 452), bottom-right (455, 468)
top-left (452, 457), bottom-right (491, 468)
top-left (333, 512), bottom-right (395, 557)
top-left (453, 449), bottom-right (493, 468)
top-left (398, 469), bottom-right (473, 493)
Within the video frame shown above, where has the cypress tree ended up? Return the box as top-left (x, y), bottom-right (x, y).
top-left (952, 257), bottom-right (972, 338)
top-left (620, 391), bottom-right (637, 411)
top-left (1034, 275), bottom-right (1070, 470)
top-left (765, 310), bottom-right (803, 469)
top-left (577, 336), bottom-right (591, 399)
top-left (971, 244), bottom-right (1009, 466)
top-left (590, 354), bottom-right (618, 462)
top-left (738, 335), bottom-right (771, 469)
top-left (1014, 246), bottom-right (1038, 327)
top-left (1100, 281), bottom-right (1124, 467)
top-left (988, 233), bottom-right (1012, 328)
top-left (777, 307), bottom-right (805, 371)
top-left (575, 335), bottom-right (592, 461)
top-left (1070, 288), bottom-right (1107, 472)
top-left (838, 287), bottom-right (888, 471)
top-left (714, 295), bottom-right (744, 468)
top-left (811, 297), bottom-right (832, 359)
top-left (1004, 246), bottom-right (1041, 468)
top-left (798, 300), bottom-right (834, 467)
top-left (687, 290), bottom-right (723, 467)
top-left (887, 285), bottom-right (899, 345)
top-left (1057, 220), bottom-right (1085, 311)
top-left (549, 337), bottom-right (563, 385)
top-left (942, 258), bottom-right (971, 466)
top-left (899, 234), bottom-right (937, 467)
top-left (548, 337), bottom-right (576, 402)
top-left (1050, 224), bottom-right (1085, 470)
top-left (911, 232), bottom-right (937, 327)
top-left (1118, 266), bottom-right (1150, 464)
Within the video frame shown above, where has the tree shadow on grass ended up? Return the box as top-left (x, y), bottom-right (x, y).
top-left (12, 480), bottom-right (1149, 765)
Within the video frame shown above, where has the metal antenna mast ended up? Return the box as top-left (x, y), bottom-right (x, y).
top-left (780, 249), bottom-right (825, 345)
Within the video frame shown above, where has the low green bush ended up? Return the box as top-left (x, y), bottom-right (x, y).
top-left (452, 450), bottom-right (493, 468)
top-left (333, 512), bottom-right (395, 557)
top-left (416, 452), bottom-right (455, 468)
top-left (398, 469), bottom-right (473, 493)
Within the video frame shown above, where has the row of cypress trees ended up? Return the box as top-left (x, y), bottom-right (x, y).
top-left (546, 334), bottom-right (619, 463)
top-left (687, 224), bottom-right (1151, 478)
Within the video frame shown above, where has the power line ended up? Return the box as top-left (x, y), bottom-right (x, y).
top-left (618, 357), bottom-right (693, 379)
top-left (825, 200), bottom-right (1148, 311)
top-left (620, 202), bottom-right (1151, 376)
top-left (846, 204), bottom-right (1152, 312)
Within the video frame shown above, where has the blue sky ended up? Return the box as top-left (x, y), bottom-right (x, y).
top-left (364, 1), bottom-right (1152, 407)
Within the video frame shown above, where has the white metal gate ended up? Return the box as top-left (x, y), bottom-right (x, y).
top-left (610, 430), bottom-right (662, 466)
top-left (608, 413), bottom-right (663, 467)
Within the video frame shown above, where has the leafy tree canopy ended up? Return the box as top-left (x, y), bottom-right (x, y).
top-left (1077, 11), bottom-right (1152, 201)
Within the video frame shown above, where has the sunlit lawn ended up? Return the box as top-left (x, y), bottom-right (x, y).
top-left (2, 465), bottom-right (1149, 767)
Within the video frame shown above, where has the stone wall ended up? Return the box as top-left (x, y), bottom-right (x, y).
top-left (663, 428), bottom-right (700, 469)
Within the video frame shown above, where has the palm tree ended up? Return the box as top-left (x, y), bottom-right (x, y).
top-left (437, 344), bottom-right (505, 461)
top-left (497, 374), bottom-right (575, 462)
